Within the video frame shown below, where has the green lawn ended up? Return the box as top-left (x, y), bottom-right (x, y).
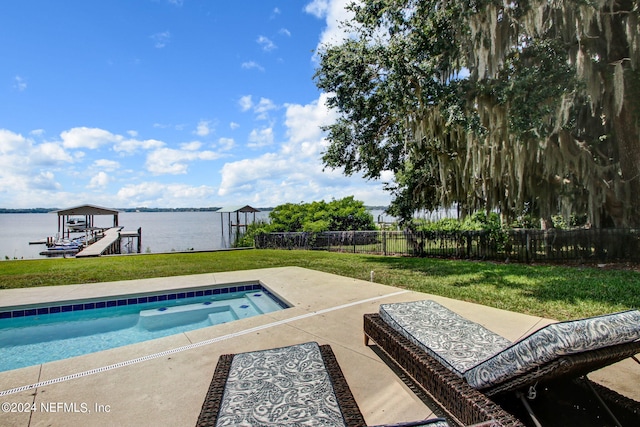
top-left (1, 249), bottom-right (638, 320)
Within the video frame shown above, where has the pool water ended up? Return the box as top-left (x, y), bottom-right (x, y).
top-left (0, 290), bottom-right (285, 372)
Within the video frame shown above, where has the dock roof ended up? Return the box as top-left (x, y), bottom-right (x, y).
top-left (216, 205), bottom-right (260, 213)
top-left (53, 204), bottom-right (120, 216)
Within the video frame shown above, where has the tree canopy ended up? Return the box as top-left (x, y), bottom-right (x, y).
top-left (266, 196), bottom-right (376, 232)
top-left (315, 0), bottom-right (640, 228)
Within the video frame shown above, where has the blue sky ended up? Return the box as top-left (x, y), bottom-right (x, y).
top-left (0, 0), bottom-right (392, 209)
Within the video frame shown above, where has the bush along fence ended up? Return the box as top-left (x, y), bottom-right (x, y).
top-left (254, 228), bottom-right (640, 263)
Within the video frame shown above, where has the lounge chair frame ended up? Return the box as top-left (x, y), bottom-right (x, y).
top-left (364, 313), bottom-right (523, 427)
top-left (196, 344), bottom-right (366, 427)
top-left (364, 313), bottom-right (640, 427)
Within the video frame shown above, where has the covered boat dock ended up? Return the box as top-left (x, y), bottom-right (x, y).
top-left (217, 205), bottom-right (260, 247)
top-left (48, 204), bottom-right (141, 257)
top-left (54, 204), bottom-right (120, 237)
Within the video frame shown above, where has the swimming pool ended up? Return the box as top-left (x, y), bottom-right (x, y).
top-left (0, 283), bottom-right (289, 372)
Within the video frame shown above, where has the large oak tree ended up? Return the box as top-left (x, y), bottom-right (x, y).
top-left (315, 0), bottom-right (640, 227)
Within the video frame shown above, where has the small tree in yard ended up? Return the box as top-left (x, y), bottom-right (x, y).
top-left (237, 196), bottom-right (376, 247)
top-left (267, 196), bottom-right (376, 232)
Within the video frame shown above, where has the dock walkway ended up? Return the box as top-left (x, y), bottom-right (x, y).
top-left (75, 227), bottom-right (123, 257)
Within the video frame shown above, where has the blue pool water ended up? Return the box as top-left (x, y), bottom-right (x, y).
top-left (0, 287), bottom-right (287, 372)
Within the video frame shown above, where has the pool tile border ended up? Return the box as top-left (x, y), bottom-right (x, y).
top-left (0, 283), bottom-right (288, 319)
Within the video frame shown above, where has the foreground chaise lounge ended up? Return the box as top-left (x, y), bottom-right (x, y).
top-left (364, 300), bottom-right (640, 426)
top-left (196, 341), bottom-right (455, 427)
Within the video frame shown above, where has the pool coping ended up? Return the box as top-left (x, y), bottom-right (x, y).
top-left (0, 282), bottom-right (289, 319)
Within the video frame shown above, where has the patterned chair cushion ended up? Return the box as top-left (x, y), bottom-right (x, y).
top-left (380, 300), bottom-right (640, 390)
top-left (379, 300), bottom-right (512, 376)
top-left (216, 342), bottom-right (347, 426)
top-left (465, 309), bottom-right (640, 389)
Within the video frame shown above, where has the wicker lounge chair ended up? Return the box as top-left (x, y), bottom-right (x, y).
top-left (196, 341), bottom-right (454, 427)
top-left (364, 300), bottom-right (640, 427)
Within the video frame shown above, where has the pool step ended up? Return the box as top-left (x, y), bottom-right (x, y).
top-left (139, 302), bottom-right (235, 331)
top-left (137, 292), bottom-right (282, 331)
top-left (244, 291), bottom-right (284, 313)
top-left (207, 310), bottom-right (237, 324)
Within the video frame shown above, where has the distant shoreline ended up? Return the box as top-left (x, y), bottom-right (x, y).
top-left (0, 206), bottom-right (388, 214)
top-left (0, 207), bottom-right (239, 214)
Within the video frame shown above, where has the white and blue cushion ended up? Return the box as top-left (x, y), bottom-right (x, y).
top-left (216, 342), bottom-right (346, 426)
top-left (379, 300), bottom-right (640, 390)
top-left (465, 309), bottom-right (640, 389)
top-left (379, 300), bottom-right (512, 376)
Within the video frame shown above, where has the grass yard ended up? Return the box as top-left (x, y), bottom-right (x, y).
top-left (0, 249), bottom-right (638, 320)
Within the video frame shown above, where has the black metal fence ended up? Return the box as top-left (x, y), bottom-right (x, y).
top-left (254, 228), bottom-right (640, 263)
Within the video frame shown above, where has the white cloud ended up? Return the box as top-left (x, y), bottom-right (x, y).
top-left (114, 138), bottom-right (165, 154)
top-left (229, 122), bottom-right (240, 130)
top-left (305, 0), bottom-right (329, 18)
top-left (94, 159), bottom-right (120, 170)
top-left (88, 171), bottom-right (110, 188)
top-left (257, 36), bottom-right (277, 52)
top-left (380, 170), bottom-right (395, 182)
top-left (218, 151), bottom-right (389, 206)
top-left (60, 127), bottom-right (120, 149)
top-left (32, 142), bottom-right (74, 164)
top-left (254, 97), bottom-right (276, 120)
top-left (305, 0), bottom-right (356, 49)
top-left (241, 61), bottom-right (264, 72)
top-left (195, 120), bottom-right (212, 136)
top-left (218, 153), bottom-right (289, 196)
top-left (0, 130), bottom-right (69, 197)
top-left (13, 75), bottom-right (27, 91)
top-left (30, 171), bottom-right (61, 191)
top-left (283, 92), bottom-right (337, 156)
top-left (279, 28), bottom-right (291, 37)
top-left (146, 147), bottom-right (222, 175)
top-left (247, 127), bottom-right (274, 148)
top-left (217, 93), bottom-right (391, 206)
top-left (151, 31), bottom-right (171, 48)
top-left (238, 96), bottom-right (277, 120)
top-left (0, 129), bottom-right (29, 153)
top-left (117, 181), bottom-right (165, 200)
top-left (238, 95), bottom-right (253, 111)
top-left (116, 182), bottom-right (215, 207)
top-left (180, 141), bottom-right (202, 151)
top-left (218, 137), bottom-right (235, 151)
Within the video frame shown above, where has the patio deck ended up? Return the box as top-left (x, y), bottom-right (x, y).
top-left (0, 267), bottom-right (637, 426)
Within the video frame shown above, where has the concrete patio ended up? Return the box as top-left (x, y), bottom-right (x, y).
top-left (0, 267), bottom-right (637, 426)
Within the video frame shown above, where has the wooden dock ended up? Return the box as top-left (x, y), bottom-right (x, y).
top-left (75, 227), bottom-right (123, 258)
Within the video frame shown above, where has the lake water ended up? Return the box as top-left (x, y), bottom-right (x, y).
top-left (0, 211), bottom-right (273, 260)
top-left (0, 210), bottom-right (392, 260)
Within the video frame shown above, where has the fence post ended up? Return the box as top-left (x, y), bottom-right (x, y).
top-left (383, 231), bottom-right (387, 256)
